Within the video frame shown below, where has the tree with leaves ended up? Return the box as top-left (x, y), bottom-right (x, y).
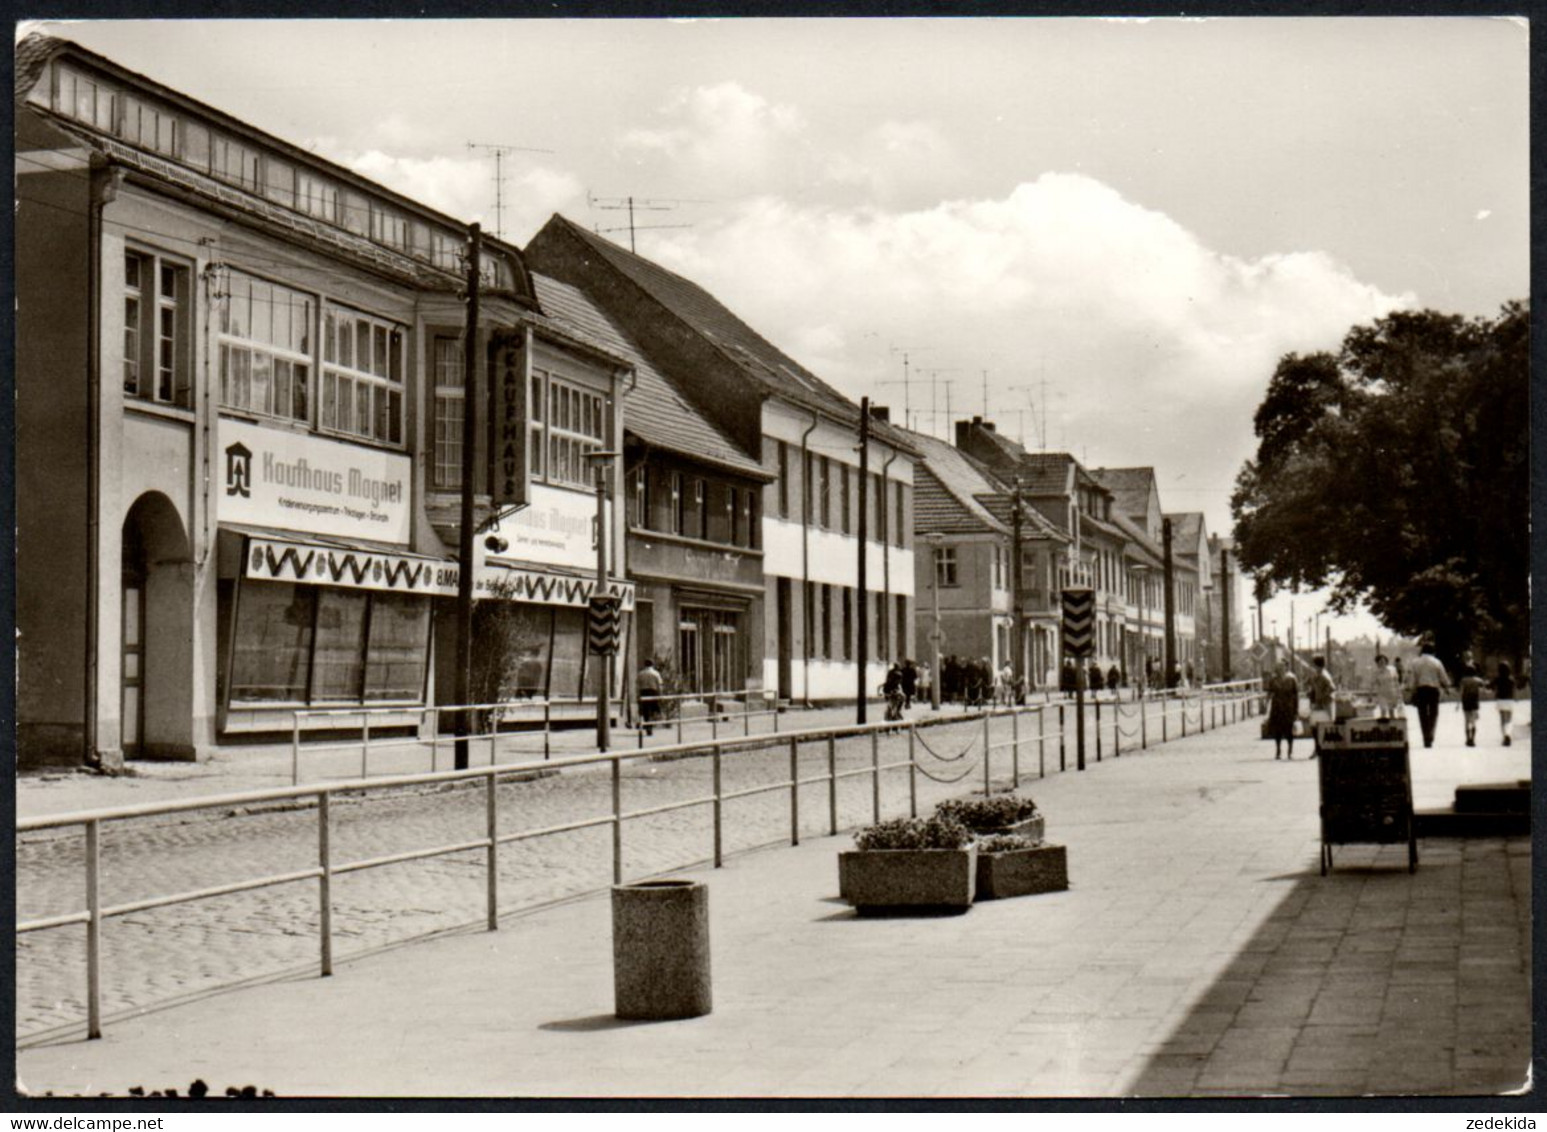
top-left (1231, 303), bottom-right (1528, 669)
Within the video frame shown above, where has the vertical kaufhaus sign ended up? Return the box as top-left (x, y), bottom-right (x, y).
top-left (219, 419), bottom-right (412, 544)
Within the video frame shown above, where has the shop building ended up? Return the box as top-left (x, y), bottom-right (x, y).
top-left (526, 273), bottom-right (772, 701)
top-left (15, 36), bottom-right (630, 766)
top-left (526, 216), bottom-right (918, 704)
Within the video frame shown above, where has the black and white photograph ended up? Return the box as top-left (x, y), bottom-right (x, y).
top-left (10, 13), bottom-right (1532, 1104)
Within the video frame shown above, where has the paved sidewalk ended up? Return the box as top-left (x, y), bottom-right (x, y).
top-left (16, 710), bottom-right (1531, 1099)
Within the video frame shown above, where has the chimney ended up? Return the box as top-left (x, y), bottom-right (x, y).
top-left (983, 421), bottom-right (996, 432)
top-left (955, 419), bottom-right (973, 448)
top-left (868, 405), bottom-right (890, 423)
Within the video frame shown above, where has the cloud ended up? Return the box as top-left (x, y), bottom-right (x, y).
top-left (636, 172), bottom-right (1412, 527)
top-left (617, 82), bottom-right (807, 196)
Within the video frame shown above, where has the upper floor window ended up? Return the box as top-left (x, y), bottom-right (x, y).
top-left (56, 65), bottom-right (117, 132)
top-left (219, 269), bottom-right (313, 425)
top-left (533, 372), bottom-right (605, 488)
top-left (212, 135), bottom-right (262, 193)
top-left (671, 473), bottom-right (685, 535)
top-left (430, 336), bottom-right (464, 489)
top-left (321, 305), bottom-right (405, 445)
top-left (298, 172), bottom-right (339, 223)
top-left (264, 158), bottom-right (296, 209)
top-left (776, 441), bottom-right (789, 518)
top-left (123, 249), bottom-right (192, 409)
top-left (372, 206), bottom-right (409, 251)
top-left (628, 467), bottom-right (649, 529)
top-left (431, 231), bottom-right (462, 272)
top-left (121, 96), bottom-right (177, 157)
top-left (934, 546), bottom-right (958, 588)
top-left (894, 481), bottom-right (907, 547)
top-left (818, 456), bottom-right (831, 529)
top-left (840, 467), bottom-right (851, 535)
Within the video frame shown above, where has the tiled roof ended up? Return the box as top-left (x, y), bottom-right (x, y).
top-left (531, 273), bottom-right (766, 480)
top-left (540, 216), bottom-right (915, 454)
top-left (1089, 466), bottom-right (1158, 524)
top-left (1166, 511), bottom-right (1208, 554)
top-left (907, 431), bottom-right (1007, 536)
top-left (1110, 512), bottom-right (1164, 568)
top-left (15, 33), bottom-right (61, 101)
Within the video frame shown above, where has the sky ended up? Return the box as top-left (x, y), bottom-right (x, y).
top-left (31, 17), bottom-right (1529, 649)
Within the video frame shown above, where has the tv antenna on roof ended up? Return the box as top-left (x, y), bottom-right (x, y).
top-left (883, 345), bottom-right (931, 431)
top-left (588, 193), bottom-right (709, 253)
top-left (467, 142), bottom-right (556, 241)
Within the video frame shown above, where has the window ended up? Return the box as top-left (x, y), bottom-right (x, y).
top-left (818, 456), bottom-right (831, 529)
top-left (431, 337), bottom-right (464, 489)
top-left (842, 588), bottom-right (853, 661)
top-left (840, 468), bottom-right (851, 535)
top-left (804, 451), bottom-right (814, 526)
top-left (219, 269), bottom-right (313, 424)
top-left (694, 479), bottom-right (708, 539)
top-left (777, 441), bottom-right (789, 518)
top-left (671, 473), bottom-right (685, 535)
top-left (311, 589), bottom-right (370, 701)
top-left (321, 305), bottom-right (405, 445)
top-left (629, 467), bottom-right (649, 529)
top-left (528, 374), bottom-right (545, 477)
top-left (821, 584), bottom-right (833, 660)
top-left (363, 592), bottom-right (432, 701)
top-left (264, 158), bottom-right (296, 209)
top-left (532, 372), bottom-right (604, 487)
top-left (896, 595), bottom-right (907, 660)
top-left (894, 481), bottom-right (907, 547)
top-left (804, 581), bottom-right (816, 658)
top-left (877, 591), bottom-right (889, 661)
top-left (371, 205), bottom-right (409, 250)
top-left (431, 231), bottom-right (462, 272)
top-left (121, 96), bottom-right (177, 157)
top-left (934, 546), bottom-right (958, 588)
top-left (728, 486), bottom-right (739, 545)
top-left (123, 250), bottom-right (192, 409)
top-left (229, 582), bottom-right (314, 703)
top-left (212, 135), bottom-right (262, 193)
top-left (298, 172), bottom-right (339, 222)
top-left (745, 491), bottom-right (759, 549)
top-left (56, 66), bottom-right (117, 131)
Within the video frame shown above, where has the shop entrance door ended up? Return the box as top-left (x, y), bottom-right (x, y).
top-left (121, 579), bottom-right (145, 758)
top-left (678, 617), bottom-right (701, 695)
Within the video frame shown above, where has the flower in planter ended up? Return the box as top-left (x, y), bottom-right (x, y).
top-left (977, 832), bottom-right (1042, 853)
top-left (935, 794), bottom-right (1039, 832)
top-left (853, 814), bottom-right (972, 851)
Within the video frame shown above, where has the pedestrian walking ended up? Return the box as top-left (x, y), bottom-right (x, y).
top-left (1307, 656), bottom-right (1336, 737)
top-left (1372, 653), bottom-right (1402, 720)
top-left (1492, 661), bottom-right (1517, 746)
top-left (882, 663), bottom-right (906, 722)
top-left (918, 661), bottom-right (933, 706)
top-left (1458, 664), bottom-right (1484, 747)
top-left (1107, 664), bottom-right (1121, 695)
top-left (1087, 662), bottom-right (1105, 693)
top-left (1266, 661), bottom-right (1300, 760)
top-left (1408, 637), bottom-right (1450, 749)
top-left (1060, 658), bottom-right (1078, 696)
top-left (901, 659), bottom-right (918, 709)
top-left (637, 658), bottom-right (663, 736)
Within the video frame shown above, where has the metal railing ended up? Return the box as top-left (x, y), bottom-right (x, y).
top-left (635, 688), bottom-right (781, 747)
top-left (19, 686), bottom-right (1261, 1042)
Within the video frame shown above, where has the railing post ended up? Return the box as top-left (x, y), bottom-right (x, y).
top-left (789, 737), bottom-right (800, 846)
top-left (1059, 703), bottom-right (1066, 772)
top-left (361, 712), bottom-right (370, 779)
top-left (1038, 707), bottom-right (1046, 779)
top-left (713, 747), bottom-right (723, 868)
top-left (773, 697), bottom-right (780, 734)
top-left (485, 773), bottom-right (499, 931)
top-left (318, 793), bottom-right (333, 978)
top-left (980, 710), bottom-right (990, 795)
top-left (827, 735), bottom-right (838, 836)
top-left (85, 818), bottom-right (101, 1040)
top-left (1141, 695), bottom-right (1148, 750)
top-left (1011, 709), bottom-right (1021, 788)
top-left (711, 705), bottom-right (719, 742)
top-left (745, 693), bottom-right (752, 737)
top-left (490, 709), bottom-right (499, 766)
top-left (1095, 699), bottom-right (1102, 762)
top-left (431, 707), bottom-right (440, 773)
top-left (1181, 695), bottom-right (1188, 737)
top-left (908, 729), bottom-right (918, 817)
top-left (544, 701), bottom-right (552, 761)
top-left (292, 713), bottom-right (302, 787)
top-left (871, 730), bottom-right (881, 824)
top-left (1162, 696), bottom-right (1168, 743)
top-left (611, 756), bottom-right (623, 885)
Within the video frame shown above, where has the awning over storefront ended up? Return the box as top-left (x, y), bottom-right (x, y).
top-left (220, 525), bottom-right (635, 609)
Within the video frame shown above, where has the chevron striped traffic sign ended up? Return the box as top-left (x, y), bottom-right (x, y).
top-left (587, 594), bottom-right (624, 656)
top-left (1061, 587), bottom-right (1096, 659)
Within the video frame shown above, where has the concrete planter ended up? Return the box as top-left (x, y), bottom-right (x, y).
top-left (838, 846), bottom-right (977, 915)
top-left (975, 814), bottom-right (1045, 842)
top-left (612, 879), bottom-right (712, 1020)
top-left (975, 842), bottom-right (1068, 900)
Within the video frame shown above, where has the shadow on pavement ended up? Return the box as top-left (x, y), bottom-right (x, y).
top-left (1126, 837), bottom-right (1531, 1098)
top-left (538, 1014), bottom-right (661, 1033)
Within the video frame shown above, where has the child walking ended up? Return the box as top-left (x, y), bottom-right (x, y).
top-left (1458, 664), bottom-right (1484, 747)
top-left (1492, 661), bottom-right (1517, 746)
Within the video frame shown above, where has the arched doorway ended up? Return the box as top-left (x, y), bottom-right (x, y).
top-left (120, 494), bottom-right (191, 759)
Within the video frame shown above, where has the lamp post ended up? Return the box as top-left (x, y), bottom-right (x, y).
top-left (585, 449), bottom-right (619, 751)
top-left (1133, 563), bottom-right (1152, 692)
top-left (925, 532), bottom-right (943, 710)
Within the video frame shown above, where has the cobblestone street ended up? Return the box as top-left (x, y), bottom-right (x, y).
top-left (21, 700), bottom-right (1174, 1039)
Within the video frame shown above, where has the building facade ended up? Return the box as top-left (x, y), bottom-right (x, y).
top-left (16, 36), bottom-right (633, 766)
top-left (526, 216), bottom-right (918, 705)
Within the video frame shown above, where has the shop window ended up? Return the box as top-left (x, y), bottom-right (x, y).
top-left (219, 269), bottom-right (313, 424)
top-left (124, 250), bottom-right (193, 409)
top-left (310, 589), bottom-right (369, 701)
top-left (228, 582), bottom-right (315, 703)
top-left (548, 607), bottom-right (587, 698)
top-left (431, 336), bottom-right (465, 489)
top-left (321, 304), bottom-right (405, 446)
top-left (364, 592), bottom-right (431, 701)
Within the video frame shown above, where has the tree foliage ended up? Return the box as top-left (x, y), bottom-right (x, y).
top-left (1231, 303), bottom-right (1528, 666)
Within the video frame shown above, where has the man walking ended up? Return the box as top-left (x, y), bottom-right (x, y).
top-left (637, 658), bottom-right (663, 736)
top-left (1408, 638), bottom-right (1450, 749)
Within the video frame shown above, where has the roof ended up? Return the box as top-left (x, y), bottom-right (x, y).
top-left (1110, 512), bottom-right (1165, 569)
top-left (536, 215), bottom-right (916, 455)
top-left (1166, 512), bottom-right (1208, 555)
top-left (956, 423), bottom-right (1078, 496)
top-left (907, 432), bottom-right (1008, 536)
top-left (15, 33), bottom-right (57, 101)
top-left (1089, 466), bottom-right (1159, 524)
top-left (531, 273), bottom-right (767, 480)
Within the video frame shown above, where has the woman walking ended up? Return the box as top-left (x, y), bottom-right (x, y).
top-left (1266, 661), bottom-right (1300, 760)
top-left (1372, 654), bottom-right (1402, 720)
top-left (1492, 661), bottom-right (1517, 746)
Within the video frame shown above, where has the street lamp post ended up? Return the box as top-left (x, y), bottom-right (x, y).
top-left (925, 533), bottom-right (943, 710)
top-left (1133, 563), bottom-right (1152, 692)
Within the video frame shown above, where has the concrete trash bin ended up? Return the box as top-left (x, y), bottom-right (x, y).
top-left (612, 879), bottom-right (712, 1020)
